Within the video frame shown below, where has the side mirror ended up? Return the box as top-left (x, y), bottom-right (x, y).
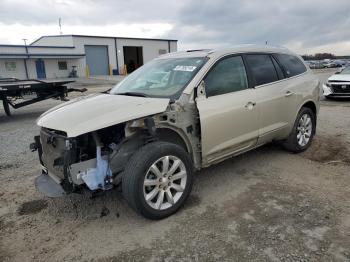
top-left (196, 80), bottom-right (206, 99)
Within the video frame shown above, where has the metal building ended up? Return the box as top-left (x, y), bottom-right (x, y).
top-left (0, 35), bottom-right (178, 79)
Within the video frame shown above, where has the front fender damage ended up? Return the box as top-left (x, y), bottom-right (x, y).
top-left (32, 94), bottom-right (202, 197)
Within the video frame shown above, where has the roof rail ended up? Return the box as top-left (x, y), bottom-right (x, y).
top-left (186, 49), bottom-right (212, 53)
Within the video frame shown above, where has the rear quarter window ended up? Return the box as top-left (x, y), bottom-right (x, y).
top-left (275, 54), bottom-right (307, 77)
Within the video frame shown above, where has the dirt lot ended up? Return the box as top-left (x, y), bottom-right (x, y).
top-left (1, 72), bottom-right (350, 262)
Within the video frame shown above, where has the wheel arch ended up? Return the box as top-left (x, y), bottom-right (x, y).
top-left (297, 100), bottom-right (318, 135)
top-left (301, 100), bottom-right (317, 116)
top-left (156, 127), bottom-right (192, 155)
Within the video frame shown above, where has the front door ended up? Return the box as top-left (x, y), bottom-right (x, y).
top-left (35, 59), bottom-right (46, 79)
top-left (196, 55), bottom-right (259, 165)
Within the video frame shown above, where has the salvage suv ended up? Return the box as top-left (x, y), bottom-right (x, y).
top-left (31, 46), bottom-right (320, 219)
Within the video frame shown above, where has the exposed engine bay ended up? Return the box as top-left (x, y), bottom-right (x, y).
top-left (31, 97), bottom-right (201, 197)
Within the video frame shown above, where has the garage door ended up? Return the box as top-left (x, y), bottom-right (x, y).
top-left (85, 45), bottom-right (109, 75)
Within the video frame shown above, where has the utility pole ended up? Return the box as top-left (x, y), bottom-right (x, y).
top-left (22, 38), bottom-right (29, 79)
top-left (59, 18), bottom-right (62, 35)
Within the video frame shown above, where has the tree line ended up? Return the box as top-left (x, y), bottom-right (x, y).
top-left (301, 53), bottom-right (350, 60)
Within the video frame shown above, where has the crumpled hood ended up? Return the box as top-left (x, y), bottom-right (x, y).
top-left (37, 93), bottom-right (170, 137)
top-left (328, 74), bottom-right (350, 82)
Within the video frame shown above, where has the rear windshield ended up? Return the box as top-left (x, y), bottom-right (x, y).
top-left (275, 54), bottom-right (307, 77)
top-left (110, 57), bottom-right (207, 99)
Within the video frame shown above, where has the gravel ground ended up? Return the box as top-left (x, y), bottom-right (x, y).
top-left (0, 71), bottom-right (350, 262)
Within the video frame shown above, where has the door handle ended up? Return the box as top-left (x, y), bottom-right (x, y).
top-left (245, 101), bottom-right (256, 109)
top-left (285, 91), bottom-right (294, 97)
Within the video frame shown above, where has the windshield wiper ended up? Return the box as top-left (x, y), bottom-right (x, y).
top-left (114, 92), bottom-right (149, 97)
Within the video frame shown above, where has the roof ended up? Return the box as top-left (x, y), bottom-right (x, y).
top-left (30, 34), bottom-right (178, 45)
top-left (0, 44), bottom-right (77, 58)
top-left (0, 44), bottom-right (74, 49)
top-left (158, 45), bottom-right (293, 59)
top-left (0, 53), bottom-right (85, 58)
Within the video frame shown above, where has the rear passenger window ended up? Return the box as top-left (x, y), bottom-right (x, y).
top-left (246, 54), bottom-right (278, 86)
top-left (275, 54), bottom-right (307, 77)
top-left (204, 56), bottom-right (248, 97)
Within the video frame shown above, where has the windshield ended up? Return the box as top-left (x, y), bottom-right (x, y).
top-left (110, 57), bottom-right (207, 98)
top-left (340, 66), bottom-right (350, 74)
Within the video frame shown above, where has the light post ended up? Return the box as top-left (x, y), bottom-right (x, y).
top-left (22, 38), bottom-right (29, 79)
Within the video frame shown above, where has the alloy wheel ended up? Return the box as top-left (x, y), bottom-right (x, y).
top-left (143, 155), bottom-right (187, 210)
top-left (297, 113), bottom-right (313, 147)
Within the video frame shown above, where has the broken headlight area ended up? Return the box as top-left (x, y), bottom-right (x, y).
top-left (31, 124), bottom-right (129, 197)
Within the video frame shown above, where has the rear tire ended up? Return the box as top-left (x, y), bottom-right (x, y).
top-left (122, 141), bottom-right (194, 219)
top-left (283, 107), bottom-right (316, 153)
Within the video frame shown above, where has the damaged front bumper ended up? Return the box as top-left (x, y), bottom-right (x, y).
top-left (30, 132), bottom-right (80, 197)
top-left (35, 169), bottom-right (66, 198)
top-left (30, 128), bottom-right (113, 198)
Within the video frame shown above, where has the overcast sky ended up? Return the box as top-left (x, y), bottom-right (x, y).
top-left (1, 0), bottom-right (350, 55)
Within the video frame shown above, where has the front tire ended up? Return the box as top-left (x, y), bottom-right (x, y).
top-left (283, 107), bottom-right (316, 153)
top-left (122, 142), bottom-right (194, 219)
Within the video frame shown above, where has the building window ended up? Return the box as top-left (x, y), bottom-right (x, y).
top-left (159, 49), bottom-right (167, 55)
top-left (5, 61), bottom-right (16, 71)
top-left (58, 61), bottom-right (68, 70)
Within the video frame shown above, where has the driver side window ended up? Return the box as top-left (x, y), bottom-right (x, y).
top-left (204, 56), bottom-right (248, 97)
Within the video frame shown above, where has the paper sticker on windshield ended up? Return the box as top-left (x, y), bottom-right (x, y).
top-left (174, 65), bottom-right (197, 72)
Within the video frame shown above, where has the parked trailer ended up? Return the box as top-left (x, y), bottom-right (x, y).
top-left (0, 78), bottom-right (86, 116)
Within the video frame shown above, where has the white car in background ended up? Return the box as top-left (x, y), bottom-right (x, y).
top-left (323, 66), bottom-right (350, 98)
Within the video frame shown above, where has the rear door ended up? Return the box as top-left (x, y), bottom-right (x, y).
top-left (196, 55), bottom-right (259, 165)
top-left (244, 54), bottom-right (296, 144)
top-left (273, 53), bottom-right (309, 124)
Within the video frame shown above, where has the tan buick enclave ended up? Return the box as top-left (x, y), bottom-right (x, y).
top-left (31, 46), bottom-right (320, 219)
